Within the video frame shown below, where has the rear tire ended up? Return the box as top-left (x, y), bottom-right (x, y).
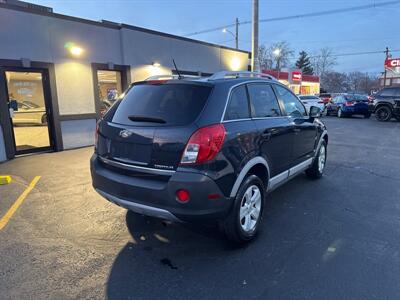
top-left (222, 175), bottom-right (265, 243)
top-left (375, 106), bottom-right (392, 122)
top-left (306, 140), bottom-right (327, 179)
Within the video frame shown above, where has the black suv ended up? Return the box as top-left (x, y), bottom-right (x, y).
top-left (369, 86), bottom-right (400, 121)
top-left (91, 71), bottom-right (328, 243)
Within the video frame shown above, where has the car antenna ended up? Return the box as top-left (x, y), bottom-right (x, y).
top-left (172, 59), bottom-right (183, 79)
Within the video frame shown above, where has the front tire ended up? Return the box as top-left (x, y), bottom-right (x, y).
top-left (222, 175), bottom-right (265, 243)
top-left (338, 108), bottom-right (344, 118)
top-left (306, 140), bottom-right (327, 179)
top-left (375, 106), bottom-right (392, 122)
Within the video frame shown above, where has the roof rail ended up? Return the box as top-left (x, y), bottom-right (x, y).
top-left (207, 71), bottom-right (277, 81)
top-left (145, 74), bottom-right (202, 81)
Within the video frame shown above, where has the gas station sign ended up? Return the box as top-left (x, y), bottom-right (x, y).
top-left (385, 58), bottom-right (400, 68)
top-left (291, 71), bottom-right (302, 82)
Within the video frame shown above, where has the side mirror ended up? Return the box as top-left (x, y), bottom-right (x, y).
top-left (309, 106), bottom-right (321, 118)
top-left (9, 99), bottom-right (18, 111)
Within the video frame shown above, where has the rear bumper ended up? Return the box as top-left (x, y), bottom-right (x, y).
top-left (342, 106), bottom-right (369, 115)
top-left (91, 154), bottom-right (232, 222)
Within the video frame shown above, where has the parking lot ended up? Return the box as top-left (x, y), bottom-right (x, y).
top-left (0, 116), bottom-right (400, 300)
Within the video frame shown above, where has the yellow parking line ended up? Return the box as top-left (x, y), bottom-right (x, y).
top-left (0, 176), bottom-right (41, 231)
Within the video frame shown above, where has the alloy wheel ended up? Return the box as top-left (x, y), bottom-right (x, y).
top-left (239, 185), bottom-right (262, 233)
top-left (318, 144), bottom-right (326, 173)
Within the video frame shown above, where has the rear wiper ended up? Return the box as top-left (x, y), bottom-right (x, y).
top-left (128, 115), bottom-right (166, 124)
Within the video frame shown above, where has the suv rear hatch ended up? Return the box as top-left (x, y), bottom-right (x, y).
top-left (97, 81), bottom-right (213, 171)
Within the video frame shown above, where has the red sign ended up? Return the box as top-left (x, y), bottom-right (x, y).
top-left (385, 58), bottom-right (400, 68)
top-left (291, 71), bottom-right (302, 81)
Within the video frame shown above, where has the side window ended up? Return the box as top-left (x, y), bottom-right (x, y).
top-left (224, 85), bottom-right (250, 121)
top-left (248, 84), bottom-right (281, 118)
top-left (379, 88), bottom-right (396, 97)
top-left (275, 85), bottom-right (307, 117)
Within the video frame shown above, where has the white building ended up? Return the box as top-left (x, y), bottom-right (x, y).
top-left (0, 0), bottom-right (250, 161)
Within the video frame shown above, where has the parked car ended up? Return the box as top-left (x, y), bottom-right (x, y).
top-left (368, 86), bottom-right (400, 122)
top-left (298, 95), bottom-right (325, 114)
top-left (318, 93), bottom-right (332, 104)
top-left (91, 71), bottom-right (328, 243)
top-left (12, 100), bottom-right (47, 125)
top-left (326, 93), bottom-right (370, 118)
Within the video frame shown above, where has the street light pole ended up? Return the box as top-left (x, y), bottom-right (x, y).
top-left (222, 18), bottom-right (239, 49)
top-left (235, 17), bottom-right (239, 50)
top-left (383, 46), bottom-right (389, 87)
top-left (251, 0), bottom-right (259, 72)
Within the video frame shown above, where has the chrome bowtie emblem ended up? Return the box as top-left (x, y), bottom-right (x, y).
top-left (119, 129), bottom-right (132, 138)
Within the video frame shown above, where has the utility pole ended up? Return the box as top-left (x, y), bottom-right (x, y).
top-left (251, 0), bottom-right (259, 72)
top-left (383, 46), bottom-right (389, 87)
top-left (235, 17), bottom-right (239, 50)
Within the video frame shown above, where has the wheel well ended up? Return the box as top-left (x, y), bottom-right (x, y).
top-left (375, 103), bottom-right (393, 110)
top-left (247, 163), bottom-right (269, 188)
top-left (323, 134), bottom-right (328, 145)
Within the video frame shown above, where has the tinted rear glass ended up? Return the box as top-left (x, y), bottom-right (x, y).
top-left (345, 94), bottom-right (368, 101)
top-left (112, 83), bottom-right (212, 126)
top-left (300, 96), bottom-right (319, 100)
top-left (320, 94), bottom-right (331, 97)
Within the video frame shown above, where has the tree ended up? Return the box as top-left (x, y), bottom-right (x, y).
top-left (258, 41), bottom-right (294, 71)
top-left (321, 71), bottom-right (349, 93)
top-left (295, 51), bottom-right (313, 75)
top-left (311, 48), bottom-right (337, 80)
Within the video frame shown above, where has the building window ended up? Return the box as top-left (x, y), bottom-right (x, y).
top-left (97, 70), bottom-right (122, 115)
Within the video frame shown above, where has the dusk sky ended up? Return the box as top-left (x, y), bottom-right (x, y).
top-left (30, 0), bottom-right (400, 74)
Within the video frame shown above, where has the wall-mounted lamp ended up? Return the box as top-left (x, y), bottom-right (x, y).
top-left (230, 57), bottom-right (241, 71)
top-left (64, 42), bottom-right (84, 57)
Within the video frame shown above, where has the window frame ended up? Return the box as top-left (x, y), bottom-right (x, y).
top-left (246, 82), bottom-right (283, 119)
top-left (223, 84), bottom-right (252, 122)
top-left (272, 83), bottom-right (308, 118)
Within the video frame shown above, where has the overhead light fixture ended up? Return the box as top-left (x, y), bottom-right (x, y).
top-left (152, 62), bottom-right (161, 67)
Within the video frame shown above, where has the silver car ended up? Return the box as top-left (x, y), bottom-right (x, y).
top-left (13, 100), bottom-right (47, 125)
top-left (298, 95), bottom-right (325, 114)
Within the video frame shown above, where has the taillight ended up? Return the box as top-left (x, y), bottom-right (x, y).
top-left (180, 124), bottom-right (225, 165)
top-left (345, 101), bottom-right (354, 106)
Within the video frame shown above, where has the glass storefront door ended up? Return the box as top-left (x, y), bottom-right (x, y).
top-left (96, 70), bottom-right (122, 115)
top-left (5, 71), bottom-right (52, 153)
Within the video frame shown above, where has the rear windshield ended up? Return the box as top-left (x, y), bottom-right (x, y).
top-left (300, 96), bottom-right (319, 100)
top-left (112, 83), bottom-right (212, 126)
top-left (345, 94), bottom-right (368, 101)
top-left (319, 94), bottom-right (331, 97)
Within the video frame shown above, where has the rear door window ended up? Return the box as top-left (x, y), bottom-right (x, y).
top-left (112, 83), bottom-right (212, 126)
top-left (275, 85), bottom-right (307, 117)
top-left (247, 84), bottom-right (281, 118)
top-left (224, 85), bottom-right (250, 121)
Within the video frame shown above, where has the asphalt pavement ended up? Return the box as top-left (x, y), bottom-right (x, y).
top-left (0, 116), bottom-right (399, 300)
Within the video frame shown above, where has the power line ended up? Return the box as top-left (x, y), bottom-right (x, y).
top-left (184, 0), bottom-right (400, 37)
top-left (309, 49), bottom-right (400, 59)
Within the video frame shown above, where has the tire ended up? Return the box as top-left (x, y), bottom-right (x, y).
top-left (337, 108), bottom-right (344, 118)
top-left (364, 113), bottom-right (371, 119)
top-left (222, 175), bottom-right (265, 243)
top-left (375, 106), bottom-right (392, 122)
top-left (306, 140), bottom-right (327, 179)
